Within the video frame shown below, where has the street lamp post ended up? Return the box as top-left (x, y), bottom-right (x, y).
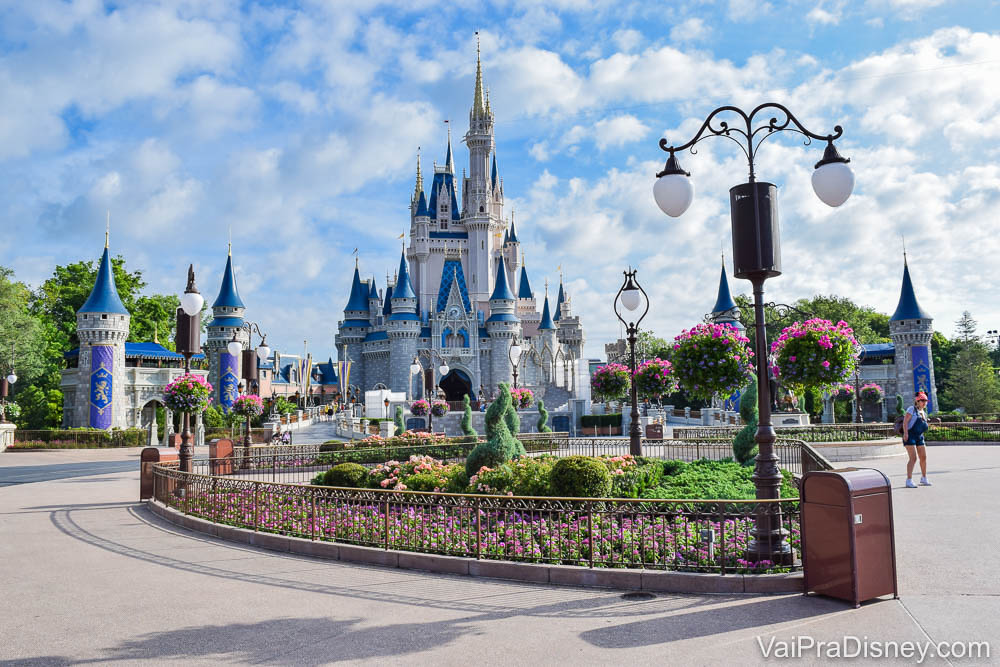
top-left (508, 339), bottom-right (522, 389)
top-left (853, 345), bottom-right (866, 424)
top-left (614, 268), bottom-right (649, 457)
top-left (228, 322), bottom-right (270, 458)
top-left (175, 265), bottom-right (204, 473)
top-left (654, 103), bottom-right (854, 564)
top-left (415, 350), bottom-right (449, 433)
top-left (1, 343), bottom-right (16, 424)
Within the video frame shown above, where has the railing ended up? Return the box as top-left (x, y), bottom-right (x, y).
top-left (153, 465), bottom-right (801, 574)
top-left (13, 428), bottom-right (145, 448)
top-left (924, 422), bottom-right (1000, 441)
top-left (673, 423), bottom-right (895, 442)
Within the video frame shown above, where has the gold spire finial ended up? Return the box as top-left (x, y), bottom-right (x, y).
top-left (105, 211), bottom-right (110, 248)
top-left (472, 33), bottom-right (486, 118)
top-left (228, 226), bottom-right (232, 256)
top-left (415, 147), bottom-right (423, 195)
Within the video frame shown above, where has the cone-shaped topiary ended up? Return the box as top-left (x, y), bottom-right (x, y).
top-left (394, 405), bottom-right (405, 435)
top-left (461, 394), bottom-right (477, 438)
top-left (740, 376), bottom-right (758, 424)
top-left (732, 416), bottom-right (759, 465)
top-left (537, 399), bottom-right (552, 433)
top-left (466, 383), bottom-right (522, 476)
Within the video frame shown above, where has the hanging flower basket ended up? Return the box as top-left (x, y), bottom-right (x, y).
top-left (770, 319), bottom-right (859, 393)
top-left (860, 383), bottom-right (884, 403)
top-left (591, 363), bottom-right (631, 402)
top-left (410, 399), bottom-right (429, 417)
top-left (430, 400), bottom-right (450, 417)
top-left (510, 387), bottom-right (534, 409)
top-left (1, 402), bottom-right (20, 421)
top-left (632, 358), bottom-right (678, 399)
top-left (163, 373), bottom-right (213, 414)
top-left (834, 384), bottom-right (855, 401)
top-left (669, 323), bottom-right (755, 402)
top-left (232, 394), bottom-right (264, 419)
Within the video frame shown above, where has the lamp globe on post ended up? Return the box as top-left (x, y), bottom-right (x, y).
top-left (508, 340), bottom-right (522, 388)
top-left (256, 338), bottom-right (270, 362)
top-left (410, 357), bottom-right (420, 401)
top-left (6, 371), bottom-right (15, 386)
top-left (227, 334), bottom-right (242, 357)
top-left (653, 153), bottom-right (694, 218)
top-left (811, 143), bottom-right (855, 207)
top-left (614, 267), bottom-right (649, 457)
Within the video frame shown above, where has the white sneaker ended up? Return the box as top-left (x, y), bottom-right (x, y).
top-left (905, 479), bottom-right (918, 488)
top-left (920, 477), bottom-right (932, 486)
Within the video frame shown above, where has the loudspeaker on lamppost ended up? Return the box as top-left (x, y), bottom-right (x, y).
top-left (730, 182), bottom-right (781, 280)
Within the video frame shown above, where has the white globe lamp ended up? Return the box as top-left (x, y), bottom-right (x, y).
top-left (812, 143), bottom-right (854, 207)
top-left (180, 291), bottom-right (204, 316)
top-left (653, 153), bottom-right (694, 218)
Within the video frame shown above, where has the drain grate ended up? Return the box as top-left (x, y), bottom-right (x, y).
top-left (620, 591), bottom-right (656, 601)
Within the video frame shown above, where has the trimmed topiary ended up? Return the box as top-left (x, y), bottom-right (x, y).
top-left (537, 399), bottom-right (552, 433)
top-left (461, 394), bottom-right (477, 438)
top-left (322, 462), bottom-right (368, 488)
top-left (740, 376), bottom-right (758, 424)
top-left (465, 383), bottom-right (522, 476)
top-left (394, 405), bottom-right (404, 434)
top-left (549, 456), bottom-right (612, 498)
top-left (505, 399), bottom-right (527, 456)
top-left (732, 416), bottom-right (759, 466)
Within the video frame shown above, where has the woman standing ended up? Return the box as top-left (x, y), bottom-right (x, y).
top-left (902, 391), bottom-right (931, 488)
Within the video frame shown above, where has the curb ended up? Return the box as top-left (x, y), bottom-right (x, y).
top-left (147, 500), bottom-right (803, 595)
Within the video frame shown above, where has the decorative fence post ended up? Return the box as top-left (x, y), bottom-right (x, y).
top-left (383, 497), bottom-right (390, 550)
top-left (475, 496), bottom-right (482, 560)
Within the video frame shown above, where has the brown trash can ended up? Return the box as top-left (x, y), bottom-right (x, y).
top-left (140, 447), bottom-right (179, 500)
top-left (801, 467), bottom-right (898, 607)
top-left (645, 423), bottom-right (663, 440)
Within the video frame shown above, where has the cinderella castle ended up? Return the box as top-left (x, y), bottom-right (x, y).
top-left (335, 51), bottom-right (586, 405)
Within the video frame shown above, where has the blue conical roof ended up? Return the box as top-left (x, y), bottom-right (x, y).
top-left (382, 284), bottom-right (394, 316)
top-left (344, 264), bottom-right (369, 312)
top-left (393, 252), bottom-right (416, 299)
top-left (415, 190), bottom-right (429, 217)
top-left (368, 278), bottom-right (378, 300)
top-left (518, 265), bottom-right (533, 299)
top-left (445, 132), bottom-right (454, 173)
top-left (891, 260), bottom-right (932, 321)
top-left (554, 280), bottom-right (565, 321)
top-left (79, 246), bottom-right (128, 314)
top-left (490, 259), bottom-right (515, 301)
top-left (508, 219), bottom-right (519, 244)
top-left (212, 253), bottom-right (245, 309)
top-left (502, 228), bottom-right (509, 245)
top-left (539, 294), bottom-right (555, 330)
top-left (491, 153), bottom-right (499, 189)
top-left (711, 263), bottom-right (738, 314)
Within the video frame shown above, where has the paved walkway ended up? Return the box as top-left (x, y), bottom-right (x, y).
top-left (0, 444), bottom-right (996, 665)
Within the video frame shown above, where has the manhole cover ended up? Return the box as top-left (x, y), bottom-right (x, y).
top-left (620, 592), bottom-right (656, 601)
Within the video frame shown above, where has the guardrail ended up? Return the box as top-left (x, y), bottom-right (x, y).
top-left (673, 423), bottom-right (895, 442)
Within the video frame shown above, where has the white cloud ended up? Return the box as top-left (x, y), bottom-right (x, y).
top-left (612, 29), bottom-right (643, 52)
top-left (669, 18), bottom-right (710, 43)
top-left (593, 115), bottom-right (649, 150)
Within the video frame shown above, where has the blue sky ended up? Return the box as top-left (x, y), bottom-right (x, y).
top-left (2, 0), bottom-right (999, 361)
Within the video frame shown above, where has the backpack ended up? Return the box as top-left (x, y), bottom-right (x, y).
top-left (893, 414), bottom-right (905, 436)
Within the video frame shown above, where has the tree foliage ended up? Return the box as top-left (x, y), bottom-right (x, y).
top-left (941, 339), bottom-right (1000, 414)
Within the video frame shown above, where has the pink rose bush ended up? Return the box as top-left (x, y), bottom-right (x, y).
top-left (590, 363), bottom-right (631, 402)
top-left (669, 323), bottom-right (754, 401)
top-left (632, 358), bottom-right (677, 399)
top-left (770, 319), bottom-right (859, 393)
top-left (163, 373), bottom-right (213, 413)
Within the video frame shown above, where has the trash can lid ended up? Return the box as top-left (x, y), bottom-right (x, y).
top-left (803, 467), bottom-right (890, 497)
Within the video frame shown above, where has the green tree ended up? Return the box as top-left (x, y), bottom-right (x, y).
top-left (0, 267), bottom-right (47, 385)
top-left (931, 331), bottom-right (957, 408)
top-left (941, 339), bottom-right (1000, 414)
top-left (130, 294), bottom-right (181, 350)
top-left (954, 311), bottom-right (978, 343)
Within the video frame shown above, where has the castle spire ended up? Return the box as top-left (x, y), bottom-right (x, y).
top-left (538, 284), bottom-right (555, 330)
top-left (393, 250), bottom-right (416, 300)
top-left (711, 256), bottom-right (738, 315)
top-left (344, 263), bottom-right (368, 313)
top-left (212, 247), bottom-right (245, 309)
top-left (472, 33), bottom-right (487, 119)
top-left (414, 148), bottom-right (423, 198)
top-left (490, 255), bottom-right (515, 301)
top-left (79, 235), bottom-right (128, 315)
top-left (554, 274), bottom-right (565, 321)
top-left (890, 255), bottom-right (931, 321)
top-left (445, 123), bottom-right (454, 174)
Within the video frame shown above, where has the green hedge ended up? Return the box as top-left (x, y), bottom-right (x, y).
top-left (580, 413), bottom-right (622, 428)
top-left (12, 428), bottom-right (146, 448)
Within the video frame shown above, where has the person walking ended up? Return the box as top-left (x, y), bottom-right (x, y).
top-left (902, 391), bottom-right (931, 488)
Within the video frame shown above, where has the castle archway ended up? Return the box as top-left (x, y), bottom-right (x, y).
top-left (439, 369), bottom-right (473, 402)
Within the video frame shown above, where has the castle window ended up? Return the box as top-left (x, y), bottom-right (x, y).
top-left (479, 206), bottom-right (484, 213)
top-left (102, 314), bottom-right (108, 320)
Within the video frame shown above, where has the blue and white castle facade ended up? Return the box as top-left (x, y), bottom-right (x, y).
top-left (335, 54), bottom-right (586, 405)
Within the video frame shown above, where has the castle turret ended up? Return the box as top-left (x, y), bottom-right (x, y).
top-left (206, 245), bottom-right (248, 412)
top-left (889, 256), bottom-right (937, 411)
top-left (709, 258), bottom-right (744, 332)
top-left (73, 234), bottom-right (130, 429)
top-left (387, 252), bottom-right (420, 394)
top-left (335, 260), bottom-right (371, 392)
top-left (367, 278), bottom-right (380, 327)
top-left (487, 257), bottom-right (520, 388)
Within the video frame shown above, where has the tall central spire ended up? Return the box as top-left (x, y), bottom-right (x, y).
top-left (414, 148), bottom-right (423, 197)
top-left (472, 33), bottom-right (486, 119)
top-left (445, 124), bottom-right (454, 173)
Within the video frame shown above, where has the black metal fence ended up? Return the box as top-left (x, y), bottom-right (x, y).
top-left (154, 465), bottom-right (800, 574)
top-left (673, 423), bottom-right (896, 442)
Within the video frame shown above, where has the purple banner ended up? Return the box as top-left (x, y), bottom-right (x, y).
top-left (89, 345), bottom-right (114, 429)
top-left (912, 345), bottom-right (934, 412)
top-left (220, 352), bottom-right (239, 412)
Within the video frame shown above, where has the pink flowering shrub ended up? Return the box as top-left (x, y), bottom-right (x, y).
top-left (770, 319), bottom-right (859, 393)
top-left (591, 363), bottom-right (631, 401)
top-left (860, 383), bottom-right (884, 402)
top-left (632, 358), bottom-right (677, 399)
top-left (669, 323), bottom-right (755, 401)
top-left (510, 387), bottom-right (534, 409)
top-left (163, 373), bottom-right (213, 413)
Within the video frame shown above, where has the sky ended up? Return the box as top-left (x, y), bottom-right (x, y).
top-left (2, 0), bottom-right (999, 362)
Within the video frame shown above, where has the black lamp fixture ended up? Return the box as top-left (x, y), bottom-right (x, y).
top-left (653, 103), bottom-right (854, 565)
top-left (508, 338), bottom-right (523, 389)
top-left (614, 267), bottom-right (649, 457)
top-left (175, 265), bottom-right (203, 473)
top-left (0, 342), bottom-right (16, 424)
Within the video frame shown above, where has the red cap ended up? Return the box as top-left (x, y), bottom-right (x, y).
top-left (915, 391), bottom-right (928, 401)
